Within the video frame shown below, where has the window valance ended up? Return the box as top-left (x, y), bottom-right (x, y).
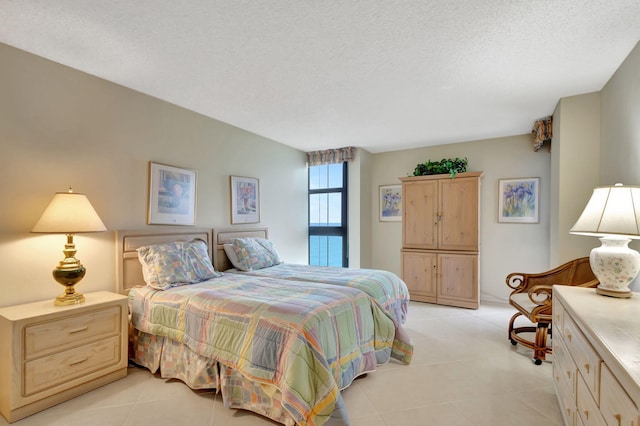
top-left (306, 147), bottom-right (355, 166)
top-left (532, 116), bottom-right (552, 151)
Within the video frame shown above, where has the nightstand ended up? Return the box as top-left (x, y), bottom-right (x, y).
top-left (0, 291), bottom-right (128, 423)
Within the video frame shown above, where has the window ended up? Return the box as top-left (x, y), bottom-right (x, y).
top-left (308, 162), bottom-right (348, 266)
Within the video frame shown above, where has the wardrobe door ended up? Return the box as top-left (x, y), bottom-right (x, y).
top-left (403, 180), bottom-right (437, 250)
top-left (438, 177), bottom-right (479, 251)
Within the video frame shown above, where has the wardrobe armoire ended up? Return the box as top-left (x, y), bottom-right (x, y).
top-left (400, 171), bottom-right (483, 309)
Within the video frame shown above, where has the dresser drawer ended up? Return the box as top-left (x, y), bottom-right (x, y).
top-left (600, 364), bottom-right (640, 426)
top-left (577, 372), bottom-right (606, 426)
top-left (24, 306), bottom-right (121, 359)
top-left (554, 356), bottom-right (577, 426)
top-left (554, 336), bottom-right (577, 396)
top-left (553, 300), bottom-right (565, 338)
top-left (24, 335), bottom-right (122, 396)
top-left (563, 313), bottom-right (601, 401)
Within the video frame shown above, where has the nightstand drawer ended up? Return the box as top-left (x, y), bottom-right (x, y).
top-left (24, 335), bottom-right (121, 396)
top-left (24, 306), bottom-right (121, 359)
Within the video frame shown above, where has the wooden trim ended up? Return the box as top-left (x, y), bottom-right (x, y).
top-left (213, 227), bottom-right (268, 272)
top-left (115, 228), bottom-right (212, 295)
top-left (399, 171), bottom-right (484, 182)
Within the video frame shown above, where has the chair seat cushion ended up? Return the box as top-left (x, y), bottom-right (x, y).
top-left (509, 292), bottom-right (545, 315)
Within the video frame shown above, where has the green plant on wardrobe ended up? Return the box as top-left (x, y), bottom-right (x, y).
top-left (412, 157), bottom-right (468, 178)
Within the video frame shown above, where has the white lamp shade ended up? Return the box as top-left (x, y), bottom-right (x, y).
top-left (32, 192), bottom-right (107, 233)
top-left (570, 184), bottom-right (640, 239)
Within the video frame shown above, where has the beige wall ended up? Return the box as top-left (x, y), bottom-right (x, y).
top-left (0, 43), bottom-right (308, 307)
top-left (550, 92), bottom-right (601, 265)
top-left (601, 41), bottom-right (640, 187)
top-left (348, 149), bottom-right (373, 268)
top-left (600, 40), bottom-right (640, 290)
top-left (547, 40), bottom-right (640, 291)
top-left (370, 135), bottom-right (551, 302)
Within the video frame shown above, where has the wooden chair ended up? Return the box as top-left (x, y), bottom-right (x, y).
top-left (506, 257), bottom-right (598, 365)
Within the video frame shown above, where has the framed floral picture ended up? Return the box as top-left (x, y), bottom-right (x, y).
top-left (498, 177), bottom-right (539, 223)
top-left (148, 162), bottom-right (197, 225)
top-left (230, 176), bottom-right (260, 224)
top-left (379, 184), bottom-right (402, 222)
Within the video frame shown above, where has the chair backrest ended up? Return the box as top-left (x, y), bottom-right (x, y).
top-left (508, 256), bottom-right (597, 295)
top-left (570, 257), bottom-right (598, 285)
top-left (528, 257), bottom-right (596, 287)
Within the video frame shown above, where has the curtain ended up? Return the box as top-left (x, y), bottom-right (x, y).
top-left (306, 147), bottom-right (355, 166)
top-left (531, 116), bottom-right (552, 151)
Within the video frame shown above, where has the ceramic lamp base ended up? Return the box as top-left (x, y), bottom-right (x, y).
top-left (590, 236), bottom-right (640, 298)
top-left (595, 287), bottom-right (632, 298)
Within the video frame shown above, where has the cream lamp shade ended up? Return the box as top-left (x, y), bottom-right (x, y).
top-left (570, 183), bottom-right (640, 298)
top-left (32, 191), bottom-right (107, 234)
top-left (32, 188), bottom-right (106, 306)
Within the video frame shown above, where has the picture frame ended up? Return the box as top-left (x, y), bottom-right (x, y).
top-left (498, 177), bottom-right (539, 223)
top-left (379, 184), bottom-right (402, 222)
top-left (230, 176), bottom-right (260, 224)
top-left (148, 162), bottom-right (197, 225)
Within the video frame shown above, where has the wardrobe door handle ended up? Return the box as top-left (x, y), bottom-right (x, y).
top-left (69, 357), bottom-right (88, 367)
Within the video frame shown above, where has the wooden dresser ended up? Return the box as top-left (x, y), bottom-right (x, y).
top-left (400, 171), bottom-right (483, 309)
top-left (553, 286), bottom-right (640, 426)
top-left (0, 291), bottom-right (128, 423)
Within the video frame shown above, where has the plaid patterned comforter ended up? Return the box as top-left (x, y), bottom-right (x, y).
top-left (228, 264), bottom-right (410, 327)
top-left (129, 274), bottom-right (408, 426)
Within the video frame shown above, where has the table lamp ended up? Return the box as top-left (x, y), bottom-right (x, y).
top-left (32, 187), bottom-right (107, 306)
top-left (570, 183), bottom-right (640, 298)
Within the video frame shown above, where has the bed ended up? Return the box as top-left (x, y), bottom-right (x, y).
top-left (116, 228), bottom-right (413, 426)
top-left (213, 227), bottom-right (413, 360)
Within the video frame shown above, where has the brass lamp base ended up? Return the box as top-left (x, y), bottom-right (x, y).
top-left (50, 233), bottom-right (87, 306)
top-left (52, 265), bottom-right (86, 306)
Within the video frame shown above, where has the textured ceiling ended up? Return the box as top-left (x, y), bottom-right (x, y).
top-left (2, 1), bottom-right (640, 153)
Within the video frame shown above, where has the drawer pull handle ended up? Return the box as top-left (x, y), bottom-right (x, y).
top-left (69, 326), bottom-right (89, 335)
top-left (614, 413), bottom-right (621, 425)
top-left (584, 363), bottom-right (590, 374)
top-left (584, 409), bottom-right (590, 420)
top-left (567, 333), bottom-right (572, 342)
top-left (69, 357), bottom-right (88, 367)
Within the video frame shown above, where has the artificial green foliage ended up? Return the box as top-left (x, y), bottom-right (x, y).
top-left (412, 157), bottom-right (468, 178)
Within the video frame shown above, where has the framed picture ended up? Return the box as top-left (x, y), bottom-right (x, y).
top-left (148, 162), bottom-right (197, 225)
top-left (230, 176), bottom-right (260, 224)
top-left (379, 184), bottom-right (402, 222)
top-left (498, 177), bottom-right (539, 223)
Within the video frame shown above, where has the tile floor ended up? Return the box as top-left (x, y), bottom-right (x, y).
top-left (0, 301), bottom-right (563, 426)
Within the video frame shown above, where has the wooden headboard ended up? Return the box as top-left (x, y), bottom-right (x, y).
top-left (213, 227), bottom-right (268, 272)
top-left (115, 227), bottom-right (212, 295)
